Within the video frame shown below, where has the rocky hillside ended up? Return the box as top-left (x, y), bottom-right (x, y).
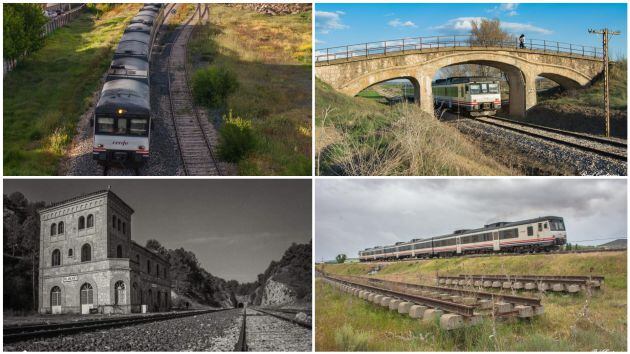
top-left (251, 242), bottom-right (312, 307)
top-left (228, 3), bottom-right (311, 15)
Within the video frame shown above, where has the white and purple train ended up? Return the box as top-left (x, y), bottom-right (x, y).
top-left (359, 216), bottom-right (567, 261)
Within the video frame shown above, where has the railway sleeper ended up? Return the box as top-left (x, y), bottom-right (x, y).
top-left (439, 278), bottom-right (592, 294)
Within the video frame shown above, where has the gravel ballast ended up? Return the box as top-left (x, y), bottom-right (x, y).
top-left (245, 308), bottom-right (312, 352)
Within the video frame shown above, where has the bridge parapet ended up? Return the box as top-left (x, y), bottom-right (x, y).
top-left (315, 35), bottom-right (602, 65)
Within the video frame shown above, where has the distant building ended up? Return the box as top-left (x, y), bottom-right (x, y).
top-left (38, 190), bottom-right (171, 315)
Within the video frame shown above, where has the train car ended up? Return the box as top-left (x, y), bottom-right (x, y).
top-left (432, 77), bottom-right (501, 117)
top-left (114, 32), bottom-right (152, 62)
top-left (93, 79), bottom-right (151, 165)
top-left (358, 216), bottom-right (567, 261)
top-left (107, 57), bottom-right (149, 84)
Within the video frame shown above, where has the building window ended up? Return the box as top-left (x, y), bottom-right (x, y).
top-left (115, 281), bottom-right (126, 305)
top-left (136, 254), bottom-right (140, 264)
top-left (87, 214), bottom-right (94, 228)
top-left (118, 219), bottom-right (121, 231)
top-left (78, 216), bottom-right (85, 230)
top-left (81, 244), bottom-right (91, 262)
top-left (52, 249), bottom-right (61, 267)
top-left (117, 245), bottom-right (123, 258)
top-left (112, 215), bottom-right (117, 229)
top-left (50, 223), bottom-right (57, 236)
top-left (68, 248), bottom-right (73, 257)
top-left (156, 264), bottom-right (159, 277)
top-left (51, 286), bottom-right (61, 307)
top-left (163, 268), bottom-right (166, 278)
top-left (58, 221), bottom-right (64, 234)
top-left (80, 283), bottom-right (93, 305)
top-left (122, 222), bottom-right (126, 235)
top-left (147, 260), bottom-right (151, 274)
top-left (133, 282), bottom-right (138, 303)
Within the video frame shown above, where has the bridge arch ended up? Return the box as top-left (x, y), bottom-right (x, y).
top-left (357, 76), bottom-right (420, 104)
top-left (317, 47), bottom-right (602, 118)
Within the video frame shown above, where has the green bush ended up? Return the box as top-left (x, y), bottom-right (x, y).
top-left (192, 66), bottom-right (239, 109)
top-left (218, 111), bottom-right (256, 162)
top-left (334, 324), bottom-right (370, 351)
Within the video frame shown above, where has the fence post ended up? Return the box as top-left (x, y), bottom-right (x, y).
top-left (346, 45), bottom-right (349, 61)
top-left (582, 46), bottom-right (584, 56)
top-left (365, 43), bottom-right (368, 58)
top-left (384, 41), bottom-right (387, 55)
top-left (453, 35), bottom-right (456, 47)
top-left (402, 38), bottom-right (405, 53)
top-left (569, 43), bottom-right (572, 55)
top-left (530, 39), bottom-right (532, 50)
top-left (437, 36), bottom-right (440, 49)
top-left (543, 40), bottom-right (546, 52)
top-left (326, 48), bottom-right (329, 64)
top-left (419, 36), bottom-right (422, 50)
top-left (556, 42), bottom-right (559, 53)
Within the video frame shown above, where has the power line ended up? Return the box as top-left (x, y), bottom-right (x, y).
top-left (588, 28), bottom-right (621, 137)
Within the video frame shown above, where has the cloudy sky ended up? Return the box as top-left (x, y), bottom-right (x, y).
top-left (315, 3), bottom-right (627, 58)
top-left (315, 179), bottom-right (627, 261)
top-left (4, 179), bottom-right (311, 283)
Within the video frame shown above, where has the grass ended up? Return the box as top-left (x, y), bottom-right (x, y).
top-left (3, 4), bottom-right (141, 175)
top-left (316, 251), bottom-right (627, 351)
top-left (316, 79), bottom-right (514, 176)
top-left (188, 5), bottom-right (311, 176)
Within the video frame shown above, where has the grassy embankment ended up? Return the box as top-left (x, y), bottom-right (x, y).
top-left (188, 5), bottom-right (312, 175)
top-left (316, 80), bottom-right (514, 176)
top-left (3, 4), bottom-right (141, 175)
top-left (315, 251), bottom-right (627, 351)
top-left (527, 60), bottom-right (627, 137)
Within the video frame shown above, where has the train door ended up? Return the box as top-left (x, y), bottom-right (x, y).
top-left (492, 232), bottom-right (500, 251)
top-left (456, 237), bottom-right (462, 254)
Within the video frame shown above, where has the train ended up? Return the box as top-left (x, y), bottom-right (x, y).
top-left (432, 76), bottom-right (501, 117)
top-left (358, 216), bottom-right (567, 262)
top-left (92, 4), bottom-right (166, 166)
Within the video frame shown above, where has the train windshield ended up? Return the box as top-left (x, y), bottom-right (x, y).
top-left (96, 117), bottom-right (148, 136)
top-left (488, 83), bottom-right (499, 93)
top-left (469, 84), bottom-right (481, 94)
top-left (550, 220), bottom-right (565, 231)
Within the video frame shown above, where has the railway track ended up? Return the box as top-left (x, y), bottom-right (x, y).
top-left (242, 308), bottom-right (312, 351)
top-left (3, 308), bottom-right (226, 344)
top-left (323, 273), bottom-right (544, 330)
top-left (167, 4), bottom-right (222, 176)
top-left (471, 115), bottom-right (627, 162)
top-left (438, 274), bottom-right (603, 293)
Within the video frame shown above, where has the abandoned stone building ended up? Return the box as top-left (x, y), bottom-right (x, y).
top-left (38, 189), bottom-right (171, 315)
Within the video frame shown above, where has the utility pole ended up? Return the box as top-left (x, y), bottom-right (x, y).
top-left (588, 28), bottom-right (620, 137)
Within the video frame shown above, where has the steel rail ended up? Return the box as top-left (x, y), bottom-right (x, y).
top-left (325, 274), bottom-right (476, 317)
top-left (471, 116), bottom-right (627, 161)
top-left (489, 115), bottom-right (627, 149)
top-left (446, 274), bottom-right (605, 282)
top-left (3, 308), bottom-right (227, 343)
top-left (336, 274), bottom-right (542, 307)
top-left (253, 308), bottom-right (312, 329)
top-left (234, 308), bottom-right (247, 351)
top-left (438, 275), bottom-right (597, 285)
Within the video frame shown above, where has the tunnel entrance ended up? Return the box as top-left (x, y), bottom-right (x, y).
top-left (237, 302), bottom-right (244, 308)
top-left (356, 77), bottom-right (419, 106)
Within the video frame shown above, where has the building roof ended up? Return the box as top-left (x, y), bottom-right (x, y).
top-left (39, 189), bottom-right (135, 213)
top-left (131, 240), bottom-right (170, 264)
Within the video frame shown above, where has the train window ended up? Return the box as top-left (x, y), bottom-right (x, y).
top-left (469, 84), bottom-right (480, 94)
top-left (97, 117), bottom-right (115, 133)
top-left (527, 226), bottom-right (534, 236)
top-left (480, 84), bottom-right (489, 93)
top-left (538, 223), bottom-right (543, 232)
top-left (130, 119), bottom-right (149, 136)
top-left (544, 223), bottom-right (548, 229)
top-left (499, 228), bottom-right (518, 239)
top-left (488, 83), bottom-right (499, 93)
top-left (117, 118), bottom-right (128, 134)
top-left (550, 221), bottom-right (565, 231)
top-left (465, 85), bottom-right (469, 93)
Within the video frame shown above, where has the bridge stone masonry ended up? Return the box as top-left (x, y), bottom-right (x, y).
top-left (315, 36), bottom-right (604, 118)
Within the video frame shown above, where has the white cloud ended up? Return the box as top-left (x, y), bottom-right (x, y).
top-left (500, 3), bottom-right (519, 11)
top-left (388, 18), bottom-right (417, 28)
top-left (507, 10), bottom-right (518, 17)
top-left (488, 3), bottom-right (519, 16)
top-left (432, 16), bottom-right (552, 35)
top-left (315, 10), bottom-right (348, 34)
top-left (315, 38), bottom-right (326, 45)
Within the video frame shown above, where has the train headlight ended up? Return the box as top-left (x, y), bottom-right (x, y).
top-left (98, 144), bottom-right (104, 148)
top-left (116, 108), bottom-right (126, 116)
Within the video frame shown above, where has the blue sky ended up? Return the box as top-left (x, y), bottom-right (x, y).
top-left (315, 3), bottom-right (627, 58)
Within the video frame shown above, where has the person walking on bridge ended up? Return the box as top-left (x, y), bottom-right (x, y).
top-left (519, 34), bottom-right (526, 49)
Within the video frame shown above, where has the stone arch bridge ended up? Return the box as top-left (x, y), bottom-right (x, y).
top-left (315, 37), bottom-right (604, 117)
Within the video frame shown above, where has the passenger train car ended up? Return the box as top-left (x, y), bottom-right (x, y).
top-left (93, 4), bottom-right (165, 166)
top-left (432, 76), bottom-right (501, 117)
top-left (359, 216), bottom-right (567, 261)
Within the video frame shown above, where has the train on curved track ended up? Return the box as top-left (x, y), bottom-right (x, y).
top-left (359, 216), bottom-right (567, 261)
top-left (92, 4), bottom-right (165, 166)
top-left (432, 76), bottom-right (502, 117)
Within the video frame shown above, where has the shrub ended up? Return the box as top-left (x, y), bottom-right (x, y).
top-left (218, 111), bottom-right (256, 162)
top-left (192, 66), bottom-right (239, 109)
top-left (334, 324), bottom-right (370, 351)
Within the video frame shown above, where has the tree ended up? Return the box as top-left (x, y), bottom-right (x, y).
top-left (470, 18), bottom-right (514, 47)
top-left (3, 4), bottom-right (47, 61)
top-left (146, 239), bottom-right (167, 256)
top-left (336, 254), bottom-right (347, 264)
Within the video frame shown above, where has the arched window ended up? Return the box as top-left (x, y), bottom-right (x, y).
top-left (80, 283), bottom-right (93, 305)
top-left (50, 223), bottom-right (57, 236)
top-left (122, 222), bottom-right (126, 234)
top-left (81, 244), bottom-right (91, 262)
top-left (78, 216), bottom-right (85, 230)
top-left (117, 245), bottom-right (123, 258)
top-left (52, 249), bottom-right (61, 267)
top-left (147, 260), bottom-right (151, 274)
top-left (87, 214), bottom-right (94, 228)
top-left (163, 268), bottom-right (166, 278)
top-left (115, 281), bottom-right (126, 305)
top-left (136, 254), bottom-right (140, 264)
top-left (68, 248), bottom-right (73, 257)
top-left (112, 215), bottom-right (117, 228)
top-left (50, 286), bottom-right (61, 307)
top-left (117, 219), bottom-right (121, 231)
top-left (58, 221), bottom-right (64, 234)
top-left (156, 264), bottom-right (159, 277)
